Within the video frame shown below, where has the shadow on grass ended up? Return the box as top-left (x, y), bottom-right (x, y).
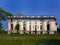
top-left (36, 39), bottom-right (60, 45)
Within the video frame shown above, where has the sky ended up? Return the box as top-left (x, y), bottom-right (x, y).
top-left (0, 0), bottom-right (60, 29)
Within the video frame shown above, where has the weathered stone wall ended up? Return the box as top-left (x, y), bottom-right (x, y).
top-left (8, 16), bottom-right (57, 34)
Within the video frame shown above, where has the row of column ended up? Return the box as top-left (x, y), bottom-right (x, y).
top-left (42, 19), bottom-right (57, 34)
top-left (8, 19), bottom-right (57, 34)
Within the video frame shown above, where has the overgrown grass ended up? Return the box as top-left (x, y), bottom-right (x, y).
top-left (0, 34), bottom-right (60, 45)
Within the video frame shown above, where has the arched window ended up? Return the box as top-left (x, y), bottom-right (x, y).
top-left (47, 21), bottom-right (50, 31)
top-left (29, 25), bottom-right (31, 34)
top-left (47, 24), bottom-right (50, 31)
top-left (11, 24), bottom-right (13, 30)
top-left (41, 25), bottom-right (42, 30)
top-left (40, 25), bottom-right (42, 34)
top-left (35, 25), bottom-right (36, 34)
top-left (23, 23), bottom-right (26, 33)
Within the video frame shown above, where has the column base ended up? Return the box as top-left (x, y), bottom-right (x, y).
top-left (42, 31), bottom-right (47, 34)
top-left (36, 31), bottom-right (40, 34)
top-left (31, 31), bottom-right (35, 34)
top-left (8, 30), bottom-right (11, 34)
top-left (12, 30), bottom-right (17, 33)
top-left (25, 30), bottom-right (29, 34)
top-left (49, 31), bottom-right (54, 34)
top-left (19, 30), bottom-right (24, 34)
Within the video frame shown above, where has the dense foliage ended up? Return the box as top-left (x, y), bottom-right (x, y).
top-left (15, 24), bottom-right (20, 33)
top-left (57, 27), bottom-right (60, 33)
top-left (0, 8), bottom-right (13, 31)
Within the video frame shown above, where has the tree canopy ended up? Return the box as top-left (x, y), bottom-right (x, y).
top-left (0, 8), bottom-right (13, 21)
top-left (0, 8), bottom-right (13, 30)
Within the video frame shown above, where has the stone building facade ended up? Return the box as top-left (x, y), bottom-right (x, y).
top-left (8, 16), bottom-right (57, 34)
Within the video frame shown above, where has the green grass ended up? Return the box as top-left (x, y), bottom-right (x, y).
top-left (0, 34), bottom-right (60, 45)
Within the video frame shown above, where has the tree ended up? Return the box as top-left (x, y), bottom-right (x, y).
top-left (15, 24), bottom-right (20, 33)
top-left (0, 8), bottom-right (13, 30)
top-left (57, 25), bottom-right (60, 34)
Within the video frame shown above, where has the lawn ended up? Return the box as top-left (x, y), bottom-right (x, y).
top-left (0, 34), bottom-right (60, 45)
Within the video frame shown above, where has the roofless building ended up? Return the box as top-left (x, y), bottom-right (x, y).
top-left (8, 16), bottom-right (57, 34)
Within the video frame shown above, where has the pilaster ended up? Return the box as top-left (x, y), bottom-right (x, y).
top-left (31, 20), bottom-right (35, 34)
top-left (42, 19), bottom-right (47, 34)
top-left (36, 20), bottom-right (41, 34)
top-left (25, 20), bottom-right (30, 34)
top-left (12, 19), bottom-right (17, 33)
top-left (8, 19), bottom-right (11, 34)
top-left (19, 20), bottom-right (24, 34)
top-left (49, 19), bottom-right (57, 34)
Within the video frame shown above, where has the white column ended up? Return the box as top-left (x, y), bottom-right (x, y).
top-left (36, 20), bottom-right (41, 34)
top-left (19, 20), bottom-right (24, 34)
top-left (25, 20), bottom-right (30, 34)
top-left (31, 20), bottom-right (35, 34)
top-left (42, 19), bottom-right (47, 34)
top-left (55, 22), bottom-right (57, 32)
top-left (8, 19), bottom-right (11, 34)
top-left (12, 19), bottom-right (17, 33)
top-left (49, 19), bottom-right (57, 34)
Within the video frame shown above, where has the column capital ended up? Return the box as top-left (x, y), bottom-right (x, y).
top-left (42, 19), bottom-right (47, 21)
top-left (50, 19), bottom-right (56, 21)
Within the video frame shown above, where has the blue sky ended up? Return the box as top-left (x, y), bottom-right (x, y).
top-left (0, 0), bottom-right (60, 29)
